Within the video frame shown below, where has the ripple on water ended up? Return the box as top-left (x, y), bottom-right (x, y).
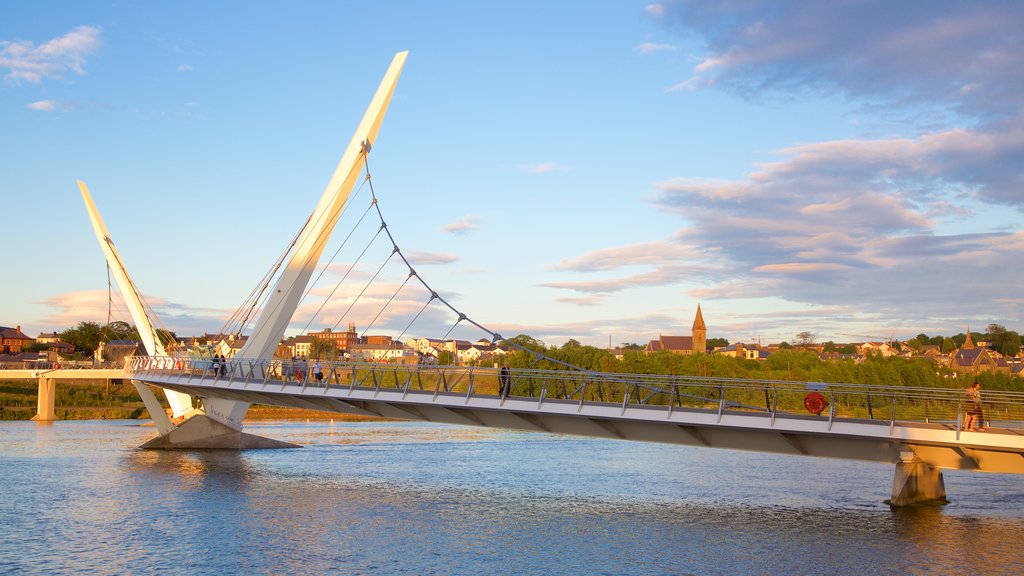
top-left (0, 420), bottom-right (1022, 575)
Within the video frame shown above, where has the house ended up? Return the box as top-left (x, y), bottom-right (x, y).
top-left (948, 329), bottom-right (1009, 375)
top-left (645, 305), bottom-right (707, 355)
top-left (35, 332), bottom-right (62, 344)
top-left (348, 341), bottom-right (416, 363)
top-left (307, 324), bottom-right (359, 352)
top-left (716, 342), bottom-right (770, 360)
top-left (857, 342), bottom-right (894, 357)
top-left (0, 326), bottom-right (33, 354)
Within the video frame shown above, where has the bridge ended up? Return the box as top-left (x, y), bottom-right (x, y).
top-left (0, 365), bottom-right (126, 421)
top-left (126, 355), bottom-right (1024, 505)
top-left (61, 50), bottom-right (1024, 506)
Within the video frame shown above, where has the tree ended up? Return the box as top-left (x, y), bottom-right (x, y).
top-left (60, 321), bottom-right (104, 355)
top-left (103, 320), bottom-right (139, 341)
top-left (823, 341), bottom-right (837, 353)
top-left (507, 334), bottom-right (545, 353)
top-left (706, 337), bottom-right (729, 349)
top-left (985, 324), bottom-right (1022, 356)
top-left (941, 337), bottom-right (956, 354)
top-left (795, 331), bottom-right (816, 347)
top-left (309, 336), bottom-right (336, 361)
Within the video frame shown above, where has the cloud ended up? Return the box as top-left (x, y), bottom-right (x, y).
top-left (404, 251), bottom-right (460, 265)
top-left (651, 152), bottom-right (1024, 325)
top-left (34, 290), bottom-right (232, 336)
top-left (658, 2), bottom-right (1024, 120)
top-left (555, 295), bottom-right (606, 307)
top-left (0, 25), bottom-right (101, 83)
top-left (439, 215), bottom-right (480, 235)
top-left (522, 162), bottom-right (570, 174)
top-left (176, 64), bottom-right (193, 72)
top-left (26, 99), bottom-right (76, 112)
top-left (635, 42), bottom-right (677, 54)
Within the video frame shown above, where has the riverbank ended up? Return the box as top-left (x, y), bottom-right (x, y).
top-left (0, 380), bottom-right (384, 422)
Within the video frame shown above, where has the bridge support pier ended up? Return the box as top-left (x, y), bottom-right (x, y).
top-left (141, 414), bottom-right (298, 450)
top-left (32, 376), bottom-right (57, 422)
top-left (889, 456), bottom-right (947, 506)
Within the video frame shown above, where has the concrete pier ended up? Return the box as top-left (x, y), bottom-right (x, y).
top-left (889, 456), bottom-right (948, 506)
top-left (31, 376), bottom-right (56, 421)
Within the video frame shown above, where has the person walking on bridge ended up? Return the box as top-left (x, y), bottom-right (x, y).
top-left (499, 362), bottom-right (511, 397)
top-left (965, 381), bottom-right (986, 432)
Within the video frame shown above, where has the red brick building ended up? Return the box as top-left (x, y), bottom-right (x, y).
top-left (0, 325), bottom-right (33, 354)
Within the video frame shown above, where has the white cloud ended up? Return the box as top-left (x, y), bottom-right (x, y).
top-left (176, 64), bottom-right (193, 72)
top-left (645, 4), bottom-right (665, 17)
top-left (34, 290), bottom-right (232, 336)
top-left (439, 215), bottom-right (480, 235)
top-left (26, 99), bottom-right (76, 112)
top-left (405, 251), bottom-right (460, 265)
top-left (635, 42), bottom-right (677, 54)
top-left (0, 26), bottom-right (101, 83)
top-left (522, 162), bottom-right (570, 174)
top-left (659, 2), bottom-right (1024, 120)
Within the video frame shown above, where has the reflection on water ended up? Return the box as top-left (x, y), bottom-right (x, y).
top-left (1, 420), bottom-right (1022, 575)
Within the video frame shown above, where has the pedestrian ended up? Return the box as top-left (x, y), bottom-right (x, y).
top-left (211, 353), bottom-right (220, 377)
top-left (499, 362), bottom-right (511, 397)
top-left (314, 359), bottom-right (323, 383)
top-left (218, 354), bottom-right (227, 377)
top-left (965, 381), bottom-right (985, 432)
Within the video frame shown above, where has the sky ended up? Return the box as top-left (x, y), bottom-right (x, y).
top-left (2, 1), bottom-right (1023, 348)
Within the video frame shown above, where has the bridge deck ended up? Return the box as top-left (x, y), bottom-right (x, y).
top-left (127, 357), bottom-right (1024, 474)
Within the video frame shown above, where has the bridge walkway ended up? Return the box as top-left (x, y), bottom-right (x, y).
top-left (127, 356), bottom-right (1024, 476)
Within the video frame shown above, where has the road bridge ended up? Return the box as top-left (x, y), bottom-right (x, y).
top-left (0, 366), bottom-right (127, 421)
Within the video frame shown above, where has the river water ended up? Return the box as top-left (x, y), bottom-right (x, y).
top-left (0, 419), bottom-right (1021, 575)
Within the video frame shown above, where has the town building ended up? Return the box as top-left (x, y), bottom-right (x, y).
top-left (0, 325), bottom-right (32, 354)
top-left (307, 323), bottom-right (359, 352)
top-left (645, 305), bottom-right (707, 355)
top-left (947, 328), bottom-right (1009, 375)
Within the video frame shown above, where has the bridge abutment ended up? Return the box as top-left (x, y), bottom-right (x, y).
top-left (31, 376), bottom-right (56, 422)
top-left (889, 456), bottom-right (947, 507)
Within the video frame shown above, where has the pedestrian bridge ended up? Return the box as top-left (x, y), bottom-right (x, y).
top-left (81, 52), bottom-right (1024, 506)
top-left (127, 356), bottom-right (1024, 487)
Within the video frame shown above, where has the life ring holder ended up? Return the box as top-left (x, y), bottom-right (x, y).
top-left (804, 391), bottom-right (829, 415)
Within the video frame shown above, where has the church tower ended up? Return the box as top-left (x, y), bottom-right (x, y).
top-left (692, 304), bottom-right (706, 354)
top-left (963, 326), bottom-right (975, 349)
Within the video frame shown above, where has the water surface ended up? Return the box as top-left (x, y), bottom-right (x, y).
top-left (1, 420), bottom-right (1021, 575)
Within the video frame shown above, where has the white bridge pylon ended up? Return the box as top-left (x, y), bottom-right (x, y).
top-left (78, 51), bottom-right (408, 448)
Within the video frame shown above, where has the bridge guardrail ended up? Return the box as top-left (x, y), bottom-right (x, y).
top-left (126, 355), bottom-right (1024, 432)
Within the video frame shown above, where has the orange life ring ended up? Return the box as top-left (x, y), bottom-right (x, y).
top-left (804, 391), bottom-right (828, 415)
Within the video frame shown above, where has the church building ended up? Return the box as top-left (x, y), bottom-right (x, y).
top-left (645, 305), bottom-right (707, 355)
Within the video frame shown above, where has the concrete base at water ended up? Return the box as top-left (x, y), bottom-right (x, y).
top-left (141, 414), bottom-right (298, 450)
top-left (889, 458), bottom-right (948, 506)
top-left (31, 377), bottom-right (56, 422)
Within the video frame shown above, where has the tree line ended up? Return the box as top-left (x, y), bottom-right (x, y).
top-left (499, 334), bottom-right (1024, 392)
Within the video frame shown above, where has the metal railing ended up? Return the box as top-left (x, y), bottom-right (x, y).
top-left (126, 355), bottom-right (1024, 432)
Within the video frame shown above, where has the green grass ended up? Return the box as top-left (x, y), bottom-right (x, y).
top-left (0, 380), bottom-right (151, 421)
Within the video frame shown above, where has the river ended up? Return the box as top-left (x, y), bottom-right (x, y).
top-left (0, 419), bottom-right (1021, 575)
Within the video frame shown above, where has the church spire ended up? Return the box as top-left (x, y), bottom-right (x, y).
top-left (691, 304), bottom-right (707, 354)
top-left (692, 303), bottom-right (706, 331)
top-left (963, 326), bottom-right (975, 349)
